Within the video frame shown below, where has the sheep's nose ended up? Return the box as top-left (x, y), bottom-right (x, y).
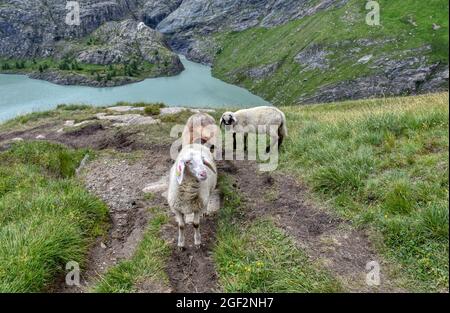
top-left (199, 171), bottom-right (207, 179)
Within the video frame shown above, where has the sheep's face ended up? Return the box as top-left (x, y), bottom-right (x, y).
top-left (176, 152), bottom-right (216, 184)
top-left (220, 112), bottom-right (237, 127)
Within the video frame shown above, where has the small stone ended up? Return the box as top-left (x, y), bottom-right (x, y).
top-left (11, 137), bottom-right (23, 142)
top-left (35, 135), bottom-right (46, 139)
top-left (432, 23), bottom-right (441, 30)
top-left (100, 242), bottom-right (107, 249)
top-left (107, 106), bottom-right (144, 112)
top-left (357, 54), bottom-right (373, 64)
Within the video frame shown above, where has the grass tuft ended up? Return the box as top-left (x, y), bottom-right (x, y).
top-left (213, 175), bottom-right (342, 292)
top-left (0, 141), bottom-right (108, 292)
top-left (280, 93), bottom-right (449, 291)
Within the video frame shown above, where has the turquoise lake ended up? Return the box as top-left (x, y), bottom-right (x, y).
top-left (0, 56), bottom-right (269, 121)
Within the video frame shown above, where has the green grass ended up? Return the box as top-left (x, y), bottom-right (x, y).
top-left (0, 92), bottom-right (447, 292)
top-left (212, 0), bottom-right (449, 105)
top-left (93, 210), bottom-right (171, 293)
top-left (0, 106), bottom-right (102, 132)
top-left (114, 101), bottom-right (166, 109)
top-left (0, 54), bottom-right (171, 83)
top-left (279, 92), bottom-right (449, 291)
top-left (213, 175), bottom-right (342, 292)
top-left (0, 141), bottom-right (108, 292)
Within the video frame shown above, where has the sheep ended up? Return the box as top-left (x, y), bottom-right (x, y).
top-left (220, 106), bottom-right (288, 151)
top-left (167, 143), bottom-right (217, 250)
top-left (181, 113), bottom-right (219, 150)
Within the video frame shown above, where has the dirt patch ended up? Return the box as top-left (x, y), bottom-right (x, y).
top-left (161, 214), bottom-right (220, 293)
top-left (222, 160), bottom-right (400, 292)
top-left (56, 145), bottom-right (173, 292)
top-left (0, 123), bottom-right (58, 143)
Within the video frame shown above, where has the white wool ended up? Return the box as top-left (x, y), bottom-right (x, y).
top-left (167, 144), bottom-right (217, 248)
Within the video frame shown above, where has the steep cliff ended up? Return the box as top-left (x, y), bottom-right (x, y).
top-left (0, 0), bottom-right (183, 85)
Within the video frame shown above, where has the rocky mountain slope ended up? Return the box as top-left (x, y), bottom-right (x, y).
top-left (209, 0), bottom-right (449, 105)
top-left (156, 0), bottom-right (350, 63)
top-left (0, 0), bottom-right (448, 101)
top-left (0, 0), bottom-right (183, 86)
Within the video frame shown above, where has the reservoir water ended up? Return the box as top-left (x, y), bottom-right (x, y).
top-left (0, 56), bottom-right (269, 121)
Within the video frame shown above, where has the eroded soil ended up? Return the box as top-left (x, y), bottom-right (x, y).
top-left (220, 160), bottom-right (401, 292)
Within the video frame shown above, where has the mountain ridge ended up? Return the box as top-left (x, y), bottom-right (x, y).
top-left (0, 0), bottom-right (448, 103)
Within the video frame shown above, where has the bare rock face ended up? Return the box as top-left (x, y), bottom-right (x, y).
top-left (156, 0), bottom-right (349, 61)
top-left (0, 0), bottom-right (140, 58)
top-left (74, 19), bottom-right (182, 69)
top-left (140, 0), bottom-right (183, 28)
top-left (246, 63), bottom-right (280, 80)
top-left (0, 0), bottom-right (350, 65)
top-left (295, 45), bottom-right (333, 72)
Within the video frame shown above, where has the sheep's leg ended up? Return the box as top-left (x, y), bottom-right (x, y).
top-left (175, 211), bottom-right (186, 250)
top-left (267, 130), bottom-right (279, 153)
top-left (278, 126), bottom-right (284, 149)
top-left (193, 212), bottom-right (201, 248)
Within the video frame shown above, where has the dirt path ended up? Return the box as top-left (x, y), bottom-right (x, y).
top-left (56, 146), bottom-right (173, 292)
top-left (161, 215), bottom-right (220, 293)
top-left (0, 118), bottom-right (221, 293)
top-left (71, 146), bottom-right (220, 293)
top-left (221, 160), bottom-right (400, 292)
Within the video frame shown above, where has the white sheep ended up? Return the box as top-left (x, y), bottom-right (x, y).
top-left (220, 106), bottom-right (288, 151)
top-left (167, 144), bottom-right (217, 250)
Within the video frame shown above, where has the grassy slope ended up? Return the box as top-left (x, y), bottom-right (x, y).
top-left (214, 175), bottom-right (341, 292)
top-left (0, 93), bottom-right (447, 292)
top-left (280, 92), bottom-right (449, 291)
top-left (0, 141), bottom-right (108, 292)
top-left (212, 0), bottom-right (449, 105)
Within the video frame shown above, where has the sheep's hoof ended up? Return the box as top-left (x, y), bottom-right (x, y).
top-left (178, 246), bottom-right (186, 252)
top-left (194, 244), bottom-right (202, 250)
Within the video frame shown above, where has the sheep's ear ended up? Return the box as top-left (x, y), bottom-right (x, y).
top-left (175, 160), bottom-right (186, 184)
top-left (219, 117), bottom-right (225, 128)
top-left (202, 157), bottom-right (217, 174)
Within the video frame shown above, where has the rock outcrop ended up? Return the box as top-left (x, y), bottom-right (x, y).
top-left (156, 0), bottom-right (349, 61)
top-left (298, 61), bottom-right (449, 104)
top-left (0, 0), bottom-right (140, 58)
top-left (73, 20), bottom-right (183, 72)
top-left (0, 1), bottom-right (183, 86)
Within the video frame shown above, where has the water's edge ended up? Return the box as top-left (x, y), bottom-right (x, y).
top-left (0, 56), bottom-right (269, 121)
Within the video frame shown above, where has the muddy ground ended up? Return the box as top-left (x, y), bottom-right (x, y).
top-left (0, 115), bottom-right (399, 293)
